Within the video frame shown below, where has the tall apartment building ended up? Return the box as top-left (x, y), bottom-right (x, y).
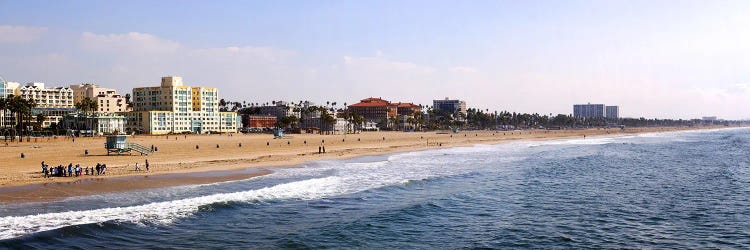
top-left (433, 98), bottom-right (467, 119)
top-left (605, 106), bottom-right (619, 119)
top-left (126, 76), bottom-right (237, 134)
top-left (18, 82), bottom-right (76, 128)
top-left (573, 103), bottom-right (605, 118)
top-left (70, 83), bottom-right (130, 113)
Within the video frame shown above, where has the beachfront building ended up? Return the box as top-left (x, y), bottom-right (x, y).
top-left (70, 83), bottom-right (130, 114)
top-left (257, 101), bottom-right (301, 119)
top-left (573, 103), bottom-right (605, 118)
top-left (126, 76), bottom-right (238, 134)
top-left (605, 106), bottom-right (619, 119)
top-left (60, 113), bottom-right (126, 135)
top-left (347, 97), bottom-right (421, 130)
top-left (348, 97), bottom-right (396, 128)
top-left (17, 82), bottom-right (76, 128)
top-left (433, 97), bottom-right (467, 120)
top-left (243, 115), bottom-right (277, 129)
top-left (0, 79), bottom-right (20, 127)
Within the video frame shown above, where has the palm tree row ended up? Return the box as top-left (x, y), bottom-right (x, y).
top-left (0, 94), bottom-right (38, 139)
top-left (74, 97), bottom-right (98, 115)
top-left (74, 97), bottom-right (98, 134)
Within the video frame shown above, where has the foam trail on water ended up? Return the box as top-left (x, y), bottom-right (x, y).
top-left (0, 176), bottom-right (347, 240)
top-left (0, 135), bottom-right (537, 240)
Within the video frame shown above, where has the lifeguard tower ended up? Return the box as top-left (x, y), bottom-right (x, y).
top-left (105, 135), bottom-right (152, 155)
top-left (273, 128), bottom-right (285, 139)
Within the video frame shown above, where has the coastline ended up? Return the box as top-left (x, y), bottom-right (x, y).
top-left (0, 126), bottom-right (735, 203)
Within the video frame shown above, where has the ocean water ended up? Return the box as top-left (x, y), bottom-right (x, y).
top-left (1, 128), bottom-right (749, 249)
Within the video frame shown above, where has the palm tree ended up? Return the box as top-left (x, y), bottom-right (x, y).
top-left (322, 111), bottom-right (335, 134)
top-left (0, 97), bottom-right (7, 129)
top-left (389, 116), bottom-right (398, 131)
top-left (35, 113), bottom-right (46, 129)
top-left (11, 96), bottom-right (36, 139)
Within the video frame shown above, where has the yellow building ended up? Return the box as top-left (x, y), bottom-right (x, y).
top-left (125, 76), bottom-right (237, 134)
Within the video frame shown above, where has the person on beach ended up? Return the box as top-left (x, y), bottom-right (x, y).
top-left (68, 163), bottom-right (73, 177)
top-left (43, 164), bottom-right (49, 178)
top-left (145, 159), bottom-right (149, 171)
top-left (95, 163), bottom-right (101, 175)
top-left (101, 164), bottom-right (106, 174)
top-left (85, 167), bottom-right (89, 175)
top-left (40, 161), bottom-right (45, 173)
top-left (135, 162), bottom-right (140, 171)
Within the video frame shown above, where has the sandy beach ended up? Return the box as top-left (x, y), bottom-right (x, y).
top-left (0, 126), bottom-right (729, 202)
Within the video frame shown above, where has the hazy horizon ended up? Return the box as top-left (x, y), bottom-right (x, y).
top-left (1, 0), bottom-right (749, 119)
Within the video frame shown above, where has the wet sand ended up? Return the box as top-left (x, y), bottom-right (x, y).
top-left (0, 168), bottom-right (272, 203)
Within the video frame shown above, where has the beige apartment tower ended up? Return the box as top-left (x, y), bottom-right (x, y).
top-left (126, 76), bottom-right (237, 134)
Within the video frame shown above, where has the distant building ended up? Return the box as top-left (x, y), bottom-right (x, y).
top-left (702, 116), bottom-right (717, 121)
top-left (0, 77), bottom-right (6, 98)
top-left (605, 106), bottom-right (619, 119)
top-left (0, 78), bottom-right (16, 127)
top-left (348, 97), bottom-right (397, 126)
top-left (257, 101), bottom-right (300, 119)
top-left (60, 113), bottom-right (126, 135)
top-left (18, 82), bottom-right (75, 128)
top-left (126, 76), bottom-right (237, 134)
top-left (573, 103), bottom-right (605, 118)
top-left (433, 97), bottom-right (467, 119)
top-left (394, 102), bottom-right (421, 116)
top-left (244, 115), bottom-right (277, 129)
top-left (348, 97), bottom-right (421, 129)
top-left (70, 83), bottom-right (129, 114)
top-left (19, 82), bottom-right (74, 109)
top-left (4, 81), bottom-right (19, 97)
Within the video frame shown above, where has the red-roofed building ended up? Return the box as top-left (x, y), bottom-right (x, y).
top-left (394, 102), bottom-right (421, 116)
top-left (243, 115), bottom-right (276, 129)
top-left (348, 97), bottom-right (421, 129)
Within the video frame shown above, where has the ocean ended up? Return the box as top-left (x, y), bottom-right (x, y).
top-left (1, 128), bottom-right (749, 249)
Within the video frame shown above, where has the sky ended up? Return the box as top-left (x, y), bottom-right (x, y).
top-left (1, 0), bottom-right (749, 119)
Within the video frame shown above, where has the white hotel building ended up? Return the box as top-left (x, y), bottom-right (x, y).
top-left (126, 76), bottom-right (237, 134)
top-left (18, 82), bottom-right (76, 128)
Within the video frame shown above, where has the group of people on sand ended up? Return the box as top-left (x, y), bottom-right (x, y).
top-left (41, 161), bottom-right (107, 178)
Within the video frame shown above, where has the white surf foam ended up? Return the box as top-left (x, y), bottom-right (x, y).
top-left (0, 143), bottom-right (515, 240)
top-left (0, 176), bottom-right (348, 240)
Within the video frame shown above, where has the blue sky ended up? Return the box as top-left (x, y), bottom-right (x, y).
top-left (1, 0), bottom-right (749, 119)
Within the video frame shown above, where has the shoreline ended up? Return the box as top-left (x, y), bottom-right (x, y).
top-left (0, 126), bottom-right (737, 203)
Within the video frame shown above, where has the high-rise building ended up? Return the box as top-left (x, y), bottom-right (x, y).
top-left (126, 76), bottom-right (237, 134)
top-left (70, 83), bottom-right (130, 114)
top-left (433, 97), bottom-right (467, 119)
top-left (605, 106), bottom-right (619, 119)
top-left (573, 103), bottom-right (605, 118)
